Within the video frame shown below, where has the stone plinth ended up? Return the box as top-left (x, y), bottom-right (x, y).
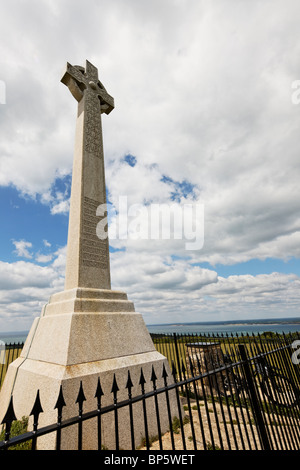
top-left (0, 288), bottom-right (179, 449)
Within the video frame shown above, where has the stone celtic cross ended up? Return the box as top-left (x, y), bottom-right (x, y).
top-left (61, 60), bottom-right (114, 290)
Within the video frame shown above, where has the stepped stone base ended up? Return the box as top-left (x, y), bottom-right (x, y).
top-left (0, 288), bottom-right (179, 450)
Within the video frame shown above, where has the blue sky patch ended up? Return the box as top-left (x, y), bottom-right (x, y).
top-left (123, 154), bottom-right (137, 167)
top-left (0, 186), bottom-right (68, 263)
top-left (196, 258), bottom-right (300, 278)
top-left (161, 175), bottom-right (197, 201)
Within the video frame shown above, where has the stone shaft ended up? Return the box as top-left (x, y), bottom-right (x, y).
top-left (62, 62), bottom-right (113, 290)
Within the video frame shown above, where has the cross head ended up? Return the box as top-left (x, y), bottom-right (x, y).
top-left (61, 60), bottom-right (114, 114)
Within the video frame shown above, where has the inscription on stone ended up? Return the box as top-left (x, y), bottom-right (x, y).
top-left (81, 196), bottom-right (108, 269)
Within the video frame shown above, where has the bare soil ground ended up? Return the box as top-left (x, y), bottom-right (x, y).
top-left (139, 394), bottom-right (299, 451)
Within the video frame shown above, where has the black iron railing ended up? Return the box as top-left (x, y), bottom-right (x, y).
top-left (0, 343), bottom-right (23, 388)
top-left (0, 332), bottom-right (299, 450)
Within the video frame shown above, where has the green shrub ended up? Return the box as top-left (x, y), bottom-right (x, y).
top-left (0, 417), bottom-right (32, 450)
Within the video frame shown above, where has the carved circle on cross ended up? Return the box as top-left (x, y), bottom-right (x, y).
top-left (88, 81), bottom-right (98, 91)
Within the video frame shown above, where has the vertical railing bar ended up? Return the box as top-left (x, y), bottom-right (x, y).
top-left (159, 334), bottom-right (164, 360)
top-left (258, 334), bottom-right (283, 450)
top-left (139, 368), bottom-right (150, 450)
top-left (238, 344), bottom-right (271, 450)
top-left (224, 334), bottom-right (246, 450)
top-left (218, 341), bottom-right (240, 450)
top-left (221, 336), bottom-right (241, 450)
top-left (231, 337), bottom-right (254, 450)
top-left (181, 360), bottom-right (197, 449)
top-left (78, 410), bottom-right (83, 450)
top-left (268, 336), bottom-right (296, 450)
top-left (193, 353), bottom-right (209, 450)
top-left (97, 397), bottom-right (102, 451)
top-left (196, 355), bottom-right (215, 450)
top-left (150, 366), bottom-right (163, 451)
top-left (257, 335), bottom-right (288, 450)
top-left (285, 332), bottom-right (300, 387)
top-left (161, 335), bottom-right (167, 366)
top-left (54, 385), bottom-right (66, 451)
top-left (128, 392), bottom-right (135, 451)
top-left (78, 416), bottom-right (82, 450)
top-left (226, 335), bottom-right (248, 449)
top-left (183, 334), bottom-right (190, 376)
top-left (277, 335), bottom-right (300, 425)
top-left (206, 346), bottom-right (225, 449)
top-left (4, 344), bottom-right (13, 380)
top-left (230, 334), bottom-right (248, 450)
top-left (56, 429), bottom-right (62, 451)
top-left (270, 337), bottom-right (299, 449)
top-left (246, 334), bottom-right (266, 450)
top-left (12, 343), bottom-right (17, 361)
top-left (189, 355), bottom-right (209, 450)
top-left (162, 364), bottom-right (176, 450)
top-left (0, 341), bottom-right (8, 385)
top-left (234, 340), bottom-right (259, 450)
top-left (285, 332), bottom-right (300, 397)
top-left (205, 348), bottom-right (226, 450)
top-left (241, 336), bottom-right (263, 450)
top-left (185, 334), bottom-right (191, 372)
top-left (165, 334), bottom-right (170, 369)
top-left (173, 333), bottom-right (183, 386)
top-left (170, 334), bottom-right (176, 374)
top-left (0, 339), bottom-right (7, 387)
top-left (1, 395), bottom-right (17, 450)
top-left (284, 343), bottom-right (300, 449)
top-left (75, 380), bottom-right (87, 451)
top-left (171, 361), bottom-right (186, 450)
top-left (0, 360), bottom-right (4, 387)
top-left (168, 334), bottom-right (173, 365)
top-left (95, 378), bottom-right (104, 451)
top-left (111, 374), bottom-right (119, 451)
top-left (30, 390), bottom-right (43, 451)
top-left (190, 332), bottom-right (196, 379)
top-left (196, 355), bottom-right (224, 450)
top-left (152, 335), bottom-right (159, 357)
top-left (125, 371), bottom-right (135, 451)
top-left (251, 335), bottom-right (278, 449)
top-left (211, 349), bottom-right (232, 450)
top-left (55, 421), bottom-right (61, 450)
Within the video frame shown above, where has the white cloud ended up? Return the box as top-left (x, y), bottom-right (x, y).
top-left (0, 260), bottom-right (58, 290)
top-left (35, 254), bottom-right (53, 263)
top-left (197, 272), bottom-right (300, 322)
top-left (113, 257), bottom-right (300, 325)
top-left (0, 255), bottom-right (65, 331)
top-left (12, 240), bottom-right (33, 259)
top-left (50, 199), bottom-right (70, 215)
top-left (110, 248), bottom-right (300, 324)
top-left (1, 1), bottom-right (300, 327)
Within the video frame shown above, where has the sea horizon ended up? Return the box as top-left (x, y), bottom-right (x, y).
top-left (146, 316), bottom-right (300, 336)
top-left (1, 316), bottom-right (300, 343)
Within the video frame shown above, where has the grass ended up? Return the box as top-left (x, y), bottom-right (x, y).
top-left (0, 344), bottom-right (23, 387)
top-left (0, 417), bottom-right (32, 450)
top-left (172, 415), bottom-right (189, 434)
top-left (137, 415), bottom-right (190, 448)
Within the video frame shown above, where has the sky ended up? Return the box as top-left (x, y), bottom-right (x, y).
top-left (1, 0), bottom-right (300, 332)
